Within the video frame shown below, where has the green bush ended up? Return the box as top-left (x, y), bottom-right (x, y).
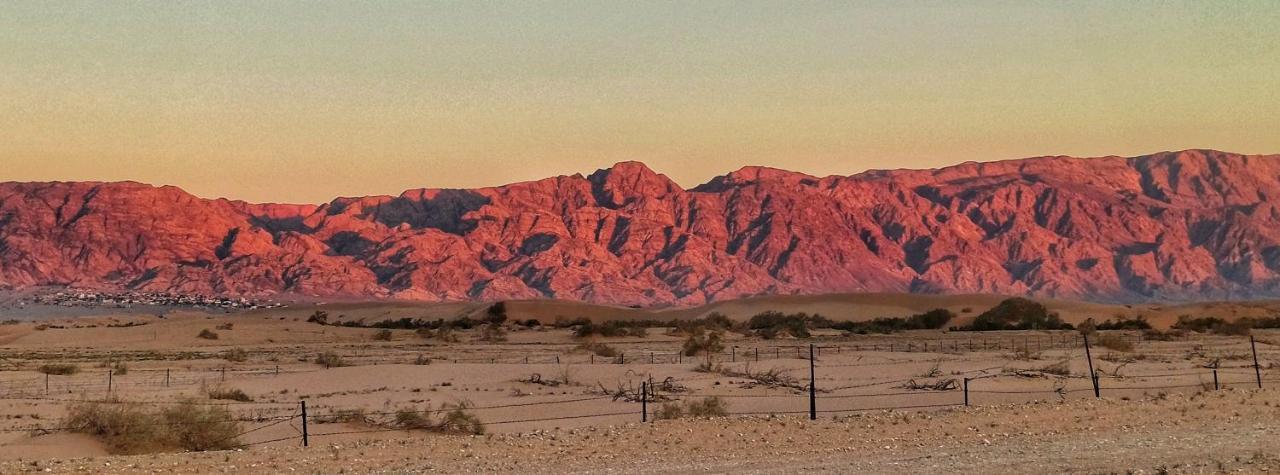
top-left (960, 298), bottom-right (1072, 331)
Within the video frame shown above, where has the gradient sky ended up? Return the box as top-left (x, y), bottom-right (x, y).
top-left (3, 1), bottom-right (1279, 203)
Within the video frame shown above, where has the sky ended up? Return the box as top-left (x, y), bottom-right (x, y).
top-left (2, 1), bottom-right (1279, 203)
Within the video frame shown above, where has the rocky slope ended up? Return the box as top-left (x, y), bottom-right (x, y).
top-left (2, 149), bottom-right (1279, 305)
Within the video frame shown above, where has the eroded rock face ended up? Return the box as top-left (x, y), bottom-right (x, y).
top-left (2, 149), bottom-right (1279, 304)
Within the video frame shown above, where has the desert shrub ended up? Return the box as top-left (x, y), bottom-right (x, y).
top-left (478, 324), bottom-right (508, 342)
top-left (1095, 316), bottom-right (1152, 331)
top-left (314, 408), bottom-right (372, 425)
top-left (314, 352), bottom-right (347, 368)
top-left (391, 403), bottom-right (483, 434)
top-left (1239, 316), bottom-right (1280, 329)
top-left (484, 302), bottom-right (508, 325)
top-left (102, 361), bottom-right (128, 375)
top-left (655, 397), bottom-right (728, 420)
top-left (161, 403), bottom-right (243, 451)
top-left (435, 403), bottom-right (484, 434)
top-left (393, 408), bottom-right (433, 430)
top-left (215, 323), bottom-right (234, 331)
top-left (572, 321), bottom-right (647, 338)
top-left (575, 342), bottom-right (618, 358)
top-left (747, 311), bottom-right (811, 338)
top-left (961, 298), bottom-right (1072, 331)
top-left (414, 354), bottom-right (432, 365)
top-left (418, 326), bottom-right (460, 342)
top-left (833, 309), bottom-right (956, 334)
top-left (1172, 316), bottom-right (1252, 335)
top-left (1094, 334), bottom-right (1134, 352)
top-left (1142, 328), bottom-right (1186, 341)
top-left (197, 329), bottom-right (219, 340)
top-left (221, 348), bottom-right (249, 362)
top-left (306, 310), bottom-right (329, 325)
top-left (372, 329), bottom-right (393, 341)
top-left (206, 386), bottom-right (253, 402)
top-left (65, 400), bottom-right (241, 454)
top-left (681, 330), bottom-right (725, 356)
top-left (37, 363), bottom-right (80, 376)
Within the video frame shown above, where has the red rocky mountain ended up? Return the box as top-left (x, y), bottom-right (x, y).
top-left (3, 149), bottom-right (1279, 305)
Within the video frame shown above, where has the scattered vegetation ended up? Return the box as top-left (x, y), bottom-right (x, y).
top-left (1094, 334), bottom-right (1135, 352)
top-left (64, 399), bottom-right (242, 454)
top-left (477, 324), bottom-right (508, 342)
top-left (37, 363), bottom-right (80, 376)
top-left (572, 320), bottom-right (648, 338)
top-left (955, 298), bottom-right (1073, 331)
top-left (221, 348), bottom-right (249, 362)
top-left (899, 378), bottom-right (959, 391)
top-left (681, 329), bottom-right (725, 357)
top-left (1172, 316), bottom-right (1253, 335)
top-left (196, 329), bottom-right (219, 340)
top-left (746, 311), bottom-right (812, 338)
top-left (655, 397), bottom-right (729, 420)
top-left (392, 403), bottom-right (484, 435)
top-left (314, 352), bottom-right (348, 368)
top-left (831, 309), bottom-right (955, 335)
top-left (206, 386), bottom-right (253, 402)
top-left (575, 341), bottom-right (619, 358)
top-left (372, 329), bottom-right (393, 341)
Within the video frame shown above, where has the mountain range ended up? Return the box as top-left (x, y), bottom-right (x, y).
top-left (3, 149), bottom-right (1279, 306)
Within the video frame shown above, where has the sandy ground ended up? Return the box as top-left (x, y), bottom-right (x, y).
top-left (1, 389), bottom-right (1278, 473)
top-left (0, 309), bottom-right (1276, 473)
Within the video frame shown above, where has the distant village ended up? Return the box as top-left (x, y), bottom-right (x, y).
top-left (23, 289), bottom-right (284, 311)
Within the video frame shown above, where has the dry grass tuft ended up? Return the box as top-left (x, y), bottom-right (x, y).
top-left (64, 399), bottom-right (242, 454)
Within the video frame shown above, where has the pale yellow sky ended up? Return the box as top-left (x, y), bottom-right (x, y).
top-left (2, 1), bottom-right (1279, 203)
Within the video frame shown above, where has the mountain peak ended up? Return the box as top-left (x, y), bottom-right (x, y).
top-left (2, 150), bottom-right (1279, 305)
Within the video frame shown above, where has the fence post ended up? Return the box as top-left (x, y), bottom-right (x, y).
top-left (1252, 336), bottom-right (1263, 389)
top-left (808, 343), bottom-right (817, 421)
top-left (556, 356), bottom-right (560, 364)
top-left (275, 365), bottom-right (279, 377)
top-left (45, 373), bottom-right (49, 394)
top-left (108, 369), bottom-right (113, 393)
top-left (1214, 368), bottom-right (1220, 390)
top-left (591, 354), bottom-right (595, 365)
top-left (755, 347), bottom-right (759, 362)
top-left (165, 368), bottom-right (170, 387)
top-left (731, 347), bottom-right (735, 363)
top-left (963, 377), bottom-right (970, 406)
top-left (300, 400), bottom-right (309, 447)
top-left (641, 382), bottom-right (648, 423)
top-left (1083, 333), bottom-right (1099, 398)
top-left (650, 352), bottom-right (654, 364)
top-left (221, 366), bottom-right (226, 382)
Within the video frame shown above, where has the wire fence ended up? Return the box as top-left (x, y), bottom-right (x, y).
top-left (0, 336), bottom-right (1275, 450)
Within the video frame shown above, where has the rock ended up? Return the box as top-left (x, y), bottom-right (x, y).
top-left (1, 149), bottom-right (1279, 304)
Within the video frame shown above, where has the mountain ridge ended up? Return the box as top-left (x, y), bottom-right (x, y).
top-left (3, 149), bottom-right (1279, 305)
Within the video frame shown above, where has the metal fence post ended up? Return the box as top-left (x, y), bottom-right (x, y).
top-left (1083, 333), bottom-right (1099, 398)
top-left (300, 400), bottom-right (309, 447)
top-left (808, 343), bottom-right (817, 420)
top-left (963, 377), bottom-right (970, 406)
top-left (641, 382), bottom-right (648, 423)
top-left (1252, 336), bottom-right (1263, 389)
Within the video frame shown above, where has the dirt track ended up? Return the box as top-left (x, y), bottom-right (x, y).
top-left (4, 388), bottom-right (1278, 474)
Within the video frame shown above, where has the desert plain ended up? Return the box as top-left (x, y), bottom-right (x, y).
top-left (0, 294), bottom-right (1275, 473)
